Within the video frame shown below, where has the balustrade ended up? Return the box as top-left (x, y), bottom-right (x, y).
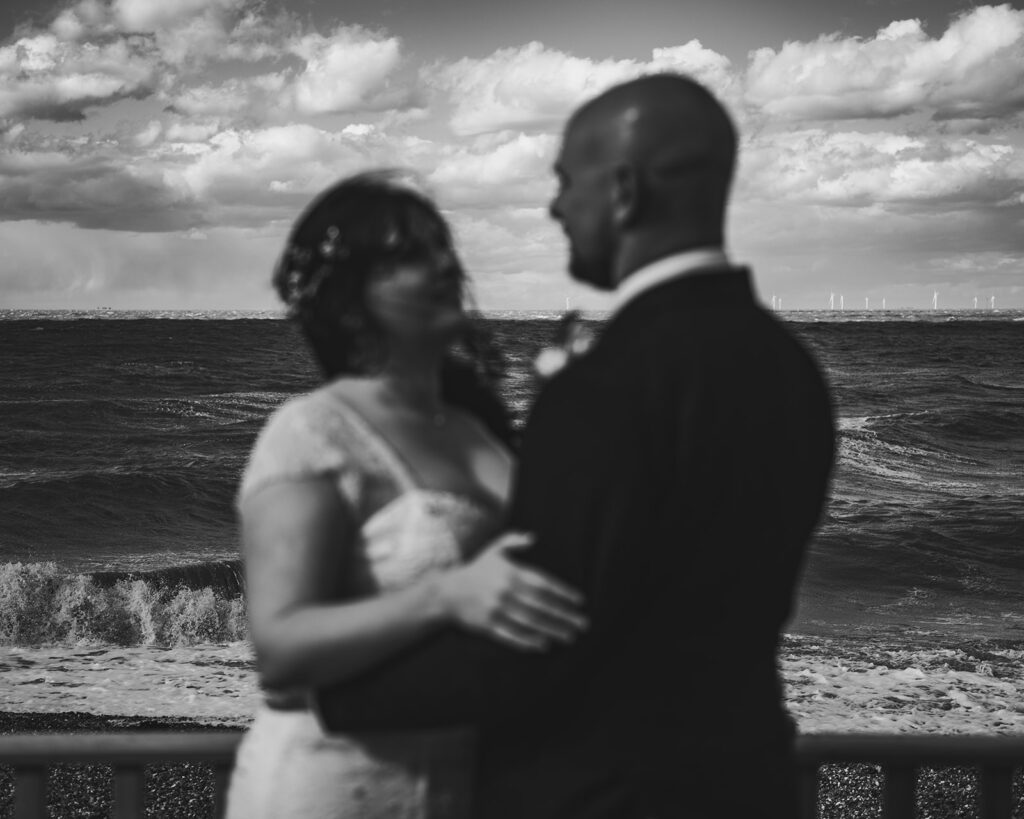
top-left (1, 732), bottom-right (1022, 818)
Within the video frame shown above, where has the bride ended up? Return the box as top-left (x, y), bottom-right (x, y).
top-left (225, 170), bottom-right (587, 818)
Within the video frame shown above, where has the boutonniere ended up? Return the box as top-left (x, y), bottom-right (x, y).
top-left (533, 310), bottom-right (596, 380)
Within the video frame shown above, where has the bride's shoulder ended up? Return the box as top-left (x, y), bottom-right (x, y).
top-left (277, 377), bottom-right (368, 413)
top-left (319, 376), bottom-right (374, 402)
top-left (240, 380), bottom-right (375, 507)
top-left (261, 378), bottom-right (365, 438)
top-left (251, 379), bottom-right (382, 469)
top-left (319, 377), bottom-right (387, 420)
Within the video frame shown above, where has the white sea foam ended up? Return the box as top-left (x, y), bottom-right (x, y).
top-left (3, 635), bottom-right (1024, 734)
top-left (0, 563), bottom-right (247, 646)
top-left (0, 643), bottom-right (257, 726)
top-left (836, 419), bottom-right (989, 494)
top-left (782, 635), bottom-right (1024, 735)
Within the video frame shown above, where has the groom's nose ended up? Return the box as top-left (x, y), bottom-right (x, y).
top-left (548, 194), bottom-right (564, 225)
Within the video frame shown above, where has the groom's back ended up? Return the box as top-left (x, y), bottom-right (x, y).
top-left (480, 271), bottom-right (835, 819)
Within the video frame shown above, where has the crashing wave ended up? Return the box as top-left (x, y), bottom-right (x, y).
top-left (0, 561), bottom-right (247, 647)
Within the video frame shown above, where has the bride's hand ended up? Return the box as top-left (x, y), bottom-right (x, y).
top-left (438, 532), bottom-right (588, 651)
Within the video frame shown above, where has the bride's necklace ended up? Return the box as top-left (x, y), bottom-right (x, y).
top-left (379, 380), bottom-right (448, 428)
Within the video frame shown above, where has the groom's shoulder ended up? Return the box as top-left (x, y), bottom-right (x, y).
top-left (604, 299), bottom-right (819, 375)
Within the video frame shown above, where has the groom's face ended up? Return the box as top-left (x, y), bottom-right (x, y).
top-left (549, 123), bottom-right (616, 290)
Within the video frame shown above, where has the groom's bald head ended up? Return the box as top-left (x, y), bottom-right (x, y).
top-left (572, 73), bottom-right (736, 190)
top-left (550, 74), bottom-right (737, 288)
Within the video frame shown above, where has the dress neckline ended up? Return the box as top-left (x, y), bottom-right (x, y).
top-left (327, 387), bottom-right (507, 518)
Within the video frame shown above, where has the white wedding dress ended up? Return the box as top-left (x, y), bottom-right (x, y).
top-left (225, 382), bottom-right (505, 819)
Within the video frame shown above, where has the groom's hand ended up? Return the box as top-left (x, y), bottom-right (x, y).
top-left (436, 531), bottom-right (588, 652)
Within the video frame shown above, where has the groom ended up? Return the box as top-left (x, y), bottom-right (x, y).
top-left (319, 74), bottom-right (835, 819)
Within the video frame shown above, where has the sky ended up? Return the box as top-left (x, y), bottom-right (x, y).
top-left (1, 0), bottom-right (1022, 311)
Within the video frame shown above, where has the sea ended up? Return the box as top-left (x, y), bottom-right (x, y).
top-left (1, 309), bottom-right (1022, 734)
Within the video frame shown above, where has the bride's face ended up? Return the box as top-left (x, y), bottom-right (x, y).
top-left (364, 249), bottom-right (466, 345)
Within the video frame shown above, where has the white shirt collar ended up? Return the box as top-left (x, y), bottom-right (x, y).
top-left (611, 247), bottom-right (731, 316)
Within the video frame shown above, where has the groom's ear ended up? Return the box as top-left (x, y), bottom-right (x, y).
top-left (610, 163), bottom-right (640, 229)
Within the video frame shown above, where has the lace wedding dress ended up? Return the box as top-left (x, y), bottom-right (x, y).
top-left (225, 383), bottom-right (505, 819)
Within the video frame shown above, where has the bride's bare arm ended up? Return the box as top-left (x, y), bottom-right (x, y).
top-left (242, 477), bottom-right (586, 691)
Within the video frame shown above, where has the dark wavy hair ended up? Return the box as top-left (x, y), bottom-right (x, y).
top-left (273, 170), bottom-right (516, 449)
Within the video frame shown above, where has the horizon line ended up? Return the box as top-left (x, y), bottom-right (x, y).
top-left (3, 307), bottom-right (1023, 318)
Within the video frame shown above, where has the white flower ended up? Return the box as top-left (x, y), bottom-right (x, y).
top-left (532, 312), bottom-right (596, 380)
top-left (533, 346), bottom-right (571, 378)
top-left (568, 332), bottom-right (593, 356)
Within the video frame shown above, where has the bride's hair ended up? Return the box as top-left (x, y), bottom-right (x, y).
top-left (273, 169), bottom-right (516, 448)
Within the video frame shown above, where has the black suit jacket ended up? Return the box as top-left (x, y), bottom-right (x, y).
top-left (317, 268), bottom-right (835, 819)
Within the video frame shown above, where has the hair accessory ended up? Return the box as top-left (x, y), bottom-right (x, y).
top-left (319, 225), bottom-right (349, 260)
top-left (279, 242), bottom-right (336, 309)
top-left (284, 245), bottom-right (313, 266)
top-left (284, 268), bottom-right (303, 297)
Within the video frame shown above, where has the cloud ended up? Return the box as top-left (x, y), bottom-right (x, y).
top-left (429, 132), bottom-right (558, 207)
top-left (166, 74), bottom-right (289, 118)
top-left (0, 138), bottom-right (198, 230)
top-left (145, 3), bottom-right (294, 68)
top-left (446, 206), bottom-right (581, 310)
top-left (3, 3), bottom-right (1024, 309)
top-left (53, 0), bottom-right (278, 66)
top-left (172, 124), bottom-right (377, 224)
top-left (0, 116), bottom-right (446, 232)
top-left (4, 2), bottom-right (413, 124)
top-left (0, 0), bottom-right (271, 123)
top-left (0, 220), bottom-right (283, 309)
top-left (287, 27), bottom-right (416, 115)
top-left (745, 4), bottom-right (1024, 121)
top-left (0, 30), bottom-right (158, 120)
top-left (432, 40), bottom-right (735, 136)
top-left (164, 119), bottom-right (222, 143)
top-left (739, 128), bottom-right (1024, 211)
top-left (164, 26), bottom-right (418, 120)
top-left (112, 0), bottom-right (241, 33)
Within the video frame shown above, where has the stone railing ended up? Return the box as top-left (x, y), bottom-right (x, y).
top-left (797, 734), bottom-right (1024, 818)
top-left (1, 732), bottom-right (1023, 818)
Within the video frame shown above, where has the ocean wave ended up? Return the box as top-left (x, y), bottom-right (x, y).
top-left (0, 391), bottom-right (285, 425)
top-left (0, 460), bottom-right (239, 490)
top-left (955, 375), bottom-right (1024, 392)
top-left (0, 470), bottom-right (239, 522)
top-left (836, 424), bottom-right (986, 492)
top-left (142, 392), bottom-right (283, 425)
top-left (112, 360), bottom-right (204, 376)
top-left (0, 309), bottom-right (283, 321)
top-left (800, 510), bottom-right (1024, 642)
top-left (90, 559), bottom-right (245, 594)
top-left (841, 405), bottom-right (1024, 444)
top-left (0, 562), bottom-right (246, 647)
top-left (930, 408), bottom-right (1024, 444)
top-left (834, 404), bottom-right (1022, 498)
top-left (838, 410), bottom-right (933, 432)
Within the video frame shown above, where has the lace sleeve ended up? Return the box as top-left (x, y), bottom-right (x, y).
top-left (237, 393), bottom-right (363, 509)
